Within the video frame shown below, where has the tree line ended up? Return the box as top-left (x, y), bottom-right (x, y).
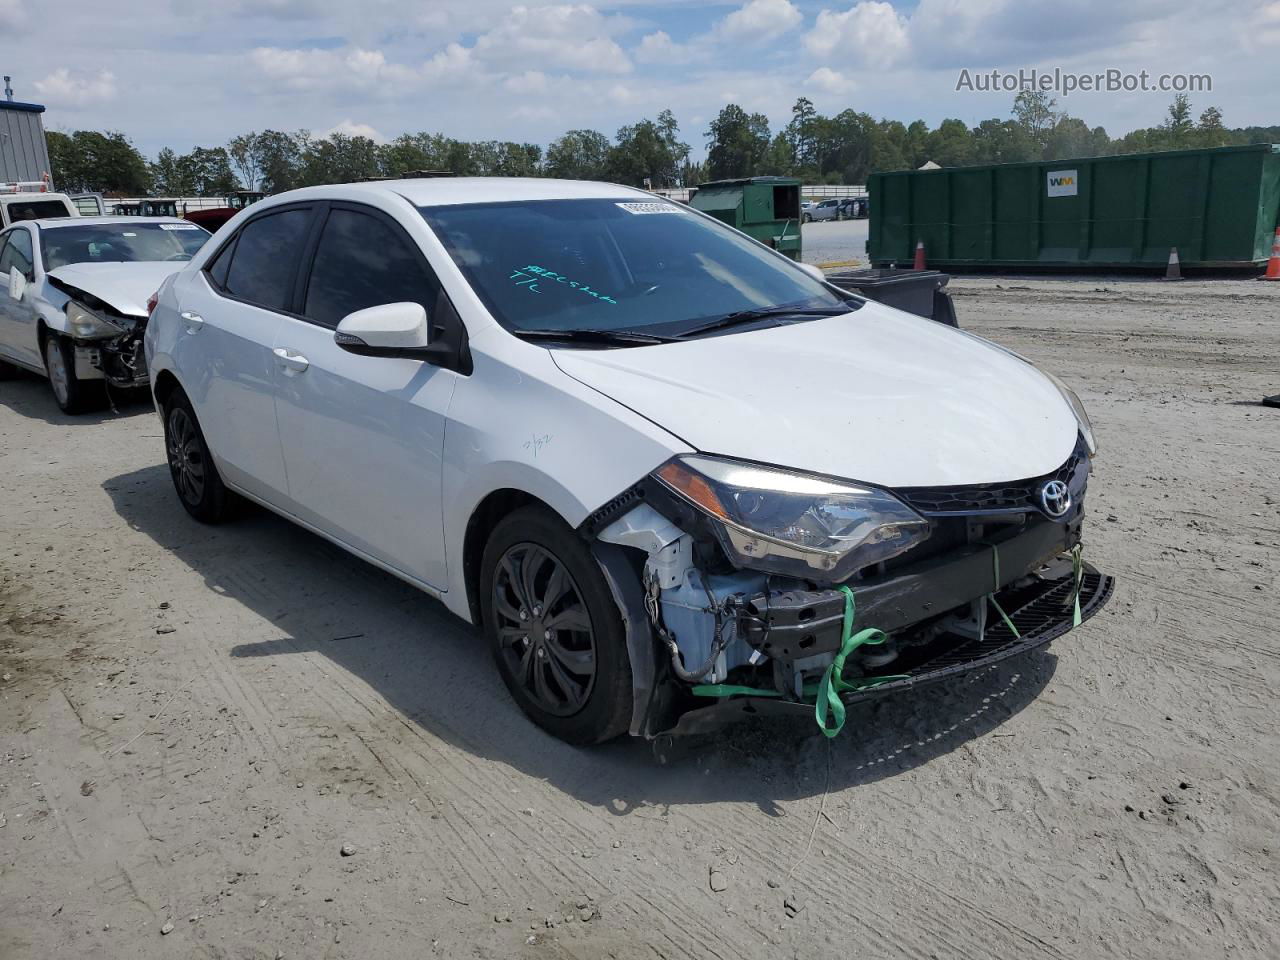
top-left (46, 93), bottom-right (1278, 197)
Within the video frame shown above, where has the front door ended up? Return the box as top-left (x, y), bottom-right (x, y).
top-left (271, 204), bottom-right (457, 589)
top-left (0, 228), bottom-right (41, 368)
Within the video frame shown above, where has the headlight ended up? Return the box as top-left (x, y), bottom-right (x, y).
top-left (654, 455), bottom-right (931, 581)
top-left (65, 301), bottom-right (125, 340)
top-left (1044, 371), bottom-right (1097, 456)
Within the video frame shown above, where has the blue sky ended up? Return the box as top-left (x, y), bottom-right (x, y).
top-left (2, 0), bottom-right (1273, 161)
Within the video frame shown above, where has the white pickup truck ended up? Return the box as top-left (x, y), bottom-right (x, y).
top-left (0, 181), bottom-right (80, 228)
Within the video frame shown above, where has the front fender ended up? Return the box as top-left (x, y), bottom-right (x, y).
top-left (438, 336), bottom-right (690, 622)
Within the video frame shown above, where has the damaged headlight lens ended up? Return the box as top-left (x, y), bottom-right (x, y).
top-left (654, 455), bottom-right (931, 581)
top-left (65, 300), bottom-right (125, 340)
top-left (1044, 371), bottom-right (1097, 456)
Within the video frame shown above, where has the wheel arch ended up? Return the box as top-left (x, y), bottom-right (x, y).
top-left (461, 488), bottom-right (551, 626)
top-left (151, 368), bottom-right (183, 409)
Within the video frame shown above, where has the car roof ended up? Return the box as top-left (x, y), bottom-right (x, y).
top-left (30, 216), bottom-right (200, 230)
top-left (269, 177), bottom-right (652, 209)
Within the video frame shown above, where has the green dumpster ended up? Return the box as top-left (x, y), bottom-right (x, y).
top-left (690, 176), bottom-right (803, 260)
top-left (868, 143), bottom-right (1280, 270)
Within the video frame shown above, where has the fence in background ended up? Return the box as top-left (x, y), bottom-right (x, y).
top-left (653, 183), bottom-right (867, 203)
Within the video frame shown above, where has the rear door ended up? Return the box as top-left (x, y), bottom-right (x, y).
top-left (169, 204), bottom-right (315, 503)
top-left (270, 202), bottom-right (459, 588)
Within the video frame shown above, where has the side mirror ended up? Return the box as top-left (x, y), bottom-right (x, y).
top-left (797, 262), bottom-right (826, 284)
top-left (334, 301), bottom-right (451, 363)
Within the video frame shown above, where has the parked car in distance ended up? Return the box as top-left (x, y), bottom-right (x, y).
top-left (0, 216), bottom-right (211, 412)
top-left (801, 198), bottom-right (840, 222)
top-left (837, 197), bottom-right (868, 219)
top-left (1, 181), bottom-right (79, 228)
top-left (145, 178), bottom-right (1112, 745)
top-left (184, 191), bottom-right (266, 232)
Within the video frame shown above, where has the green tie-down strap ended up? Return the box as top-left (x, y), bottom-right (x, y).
top-left (1069, 543), bottom-right (1084, 627)
top-left (691, 585), bottom-right (906, 738)
top-left (813, 586), bottom-right (907, 738)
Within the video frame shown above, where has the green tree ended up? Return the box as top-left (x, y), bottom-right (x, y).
top-left (759, 131), bottom-right (796, 176)
top-left (924, 118), bottom-right (975, 167)
top-left (705, 104), bottom-right (771, 180)
top-left (47, 130), bottom-right (151, 194)
top-left (1163, 94), bottom-right (1194, 147)
top-left (1041, 117), bottom-right (1111, 160)
top-left (1012, 90), bottom-right (1060, 149)
top-left (971, 118), bottom-right (1039, 164)
top-left (299, 134), bottom-right (380, 186)
top-left (545, 129), bottom-right (611, 180)
top-left (1195, 106), bottom-right (1228, 147)
top-left (605, 112), bottom-right (689, 188)
top-left (786, 97), bottom-right (819, 172)
top-left (149, 147), bottom-right (193, 195)
top-left (176, 147), bottom-right (239, 196)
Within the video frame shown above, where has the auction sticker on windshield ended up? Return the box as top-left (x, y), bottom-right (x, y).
top-left (615, 202), bottom-right (685, 215)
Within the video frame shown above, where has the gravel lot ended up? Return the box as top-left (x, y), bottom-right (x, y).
top-left (2, 276), bottom-right (1278, 959)
top-left (800, 216), bottom-right (869, 266)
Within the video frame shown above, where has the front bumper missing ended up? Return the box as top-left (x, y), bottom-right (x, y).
top-left (661, 560), bottom-right (1114, 737)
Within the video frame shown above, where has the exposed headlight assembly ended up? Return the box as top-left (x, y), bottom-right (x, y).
top-left (65, 300), bottom-right (125, 340)
top-left (654, 455), bottom-right (931, 581)
top-left (1044, 371), bottom-right (1097, 456)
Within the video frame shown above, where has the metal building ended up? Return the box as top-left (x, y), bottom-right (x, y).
top-left (0, 77), bottom-right (52, 184)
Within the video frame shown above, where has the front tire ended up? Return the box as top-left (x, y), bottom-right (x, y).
top-left (43, 335), bottom-right (106, 414)
top-left (480, 506), bottom-right (632, 745)
top-left (162, 389), bottom-right (234, 523)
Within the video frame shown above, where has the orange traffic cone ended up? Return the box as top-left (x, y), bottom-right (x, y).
top-left (1259, 227), bottom-right (1280, 281)
top-left (1163, 247), bottom-right (1182, 281)
top-left (913, 238), bottom-right (926, 271)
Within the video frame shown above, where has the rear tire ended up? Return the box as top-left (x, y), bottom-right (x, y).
top-left (480, 505), bottom-right (632, 745)
top-left (43, 334), bottom-right (106, 414)
top-left (162, 388), bottom-right (234, 523)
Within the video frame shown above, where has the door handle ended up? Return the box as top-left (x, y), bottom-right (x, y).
top-left (180, 311), bottom-right (204, 333)
top-left (273, 347), bottom-right (310, 374)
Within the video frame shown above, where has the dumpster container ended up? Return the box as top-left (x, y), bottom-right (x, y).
top-left (690, 176), bottom-right (803, 260)
top-left (826, 268), bottom-right (958, 326)
top-left (868, 143), bottom-right (1280, 270)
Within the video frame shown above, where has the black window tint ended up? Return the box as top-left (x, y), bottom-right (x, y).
top-left (0, 229), bottom-right (34, 278)
top-left (205, 237), bottom-right (234, 289)
top-left (304, 209), bottom-right (439, 328)
top-left (223, 208), bottom-right (310, 311)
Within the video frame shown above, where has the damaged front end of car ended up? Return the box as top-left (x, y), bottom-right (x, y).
top-left (584, 435), bottom-right (1114, 739)
top-left (49, 277), bottom-right (150, 389)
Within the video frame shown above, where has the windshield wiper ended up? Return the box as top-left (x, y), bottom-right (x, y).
top-left (676, 305), bottom-right (852, 340)
top-left (514, 328), bottom-right (679, 346)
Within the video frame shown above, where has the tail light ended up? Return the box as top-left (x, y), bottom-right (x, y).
top-left (146, 291), bottom-right (159, 316)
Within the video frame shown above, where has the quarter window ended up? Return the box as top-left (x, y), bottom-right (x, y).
top-left (222, 208), bottom-right (311, 312)
top-left (304, 208), bottom-right (440, 328)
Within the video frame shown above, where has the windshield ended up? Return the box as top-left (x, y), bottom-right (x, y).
top-left (40, 222), bottom-right (210, 270)
top-left (419, 198), bottom-right (848, 337)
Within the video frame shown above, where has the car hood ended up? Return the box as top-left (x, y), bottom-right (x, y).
top-left (550, 302), bottom-right (1080, 489)
top-left (47, 262), bottom-right (185, 317)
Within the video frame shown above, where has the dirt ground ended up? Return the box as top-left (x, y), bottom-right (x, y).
top-left (2, 276), bottom-right (1277, 960)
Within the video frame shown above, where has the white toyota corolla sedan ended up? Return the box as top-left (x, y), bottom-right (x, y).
top-left (145, 178), bottom-right (1113, 744)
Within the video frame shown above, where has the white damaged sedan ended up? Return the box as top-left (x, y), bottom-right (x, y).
top-left (145, 178), bottom-right (1113, 744)
top-left (0, 216), bottom-right (210, 412)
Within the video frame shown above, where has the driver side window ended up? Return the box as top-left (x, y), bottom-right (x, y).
top-left (0, 229), bottom-right (34, 279)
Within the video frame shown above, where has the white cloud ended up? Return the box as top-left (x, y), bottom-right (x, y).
top-left (806, 2), bottom-right (909, 68)
top-left (806, 67), bottom-right (856, 95)
top-left (504, 70), bottom-right (550, 94)
top-left (717, 0), bottom-right (803, 41)
top-left (635, 30), bottom-right (695, 65)
top-left (33, 68), bottom-right (117, 106)
top-left (323, 119), bottom-right (387, 142)
top-left (471, 5), bottom-right (633, 74)
top-left (0, 0), bottom-right (24, 31)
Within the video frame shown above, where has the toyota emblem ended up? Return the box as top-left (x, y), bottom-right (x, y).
top-left (1039, 479), bottom-right (1071, 519)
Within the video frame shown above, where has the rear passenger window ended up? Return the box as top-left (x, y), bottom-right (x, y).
top-left (304, 208), bottom-right (440, 328)
top-left (0, 229), bottom-right (34, 278)
top-left (222, 208), bottom-right (311, 312)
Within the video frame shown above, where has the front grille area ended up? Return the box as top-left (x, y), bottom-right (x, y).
top-left (896, 435), bottom-right (1088, 517)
